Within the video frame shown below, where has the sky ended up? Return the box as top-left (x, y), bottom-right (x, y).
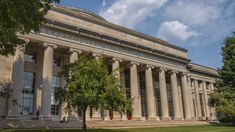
top-left (59, 0), bottom-right (235, 69)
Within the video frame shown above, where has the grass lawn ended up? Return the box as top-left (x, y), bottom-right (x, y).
top-left (1, 125), bottom-right (235, 132)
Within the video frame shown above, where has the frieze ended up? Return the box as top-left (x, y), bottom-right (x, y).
top-left (39, 26), bottom-right (186, 70)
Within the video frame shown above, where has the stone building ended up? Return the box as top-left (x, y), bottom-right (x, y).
top-left (0, 6), bottom-right (219, 122)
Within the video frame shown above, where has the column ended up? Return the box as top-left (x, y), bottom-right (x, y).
top-left (194, 80), bottom-right (202, 118)
top-left (145, 65), bottom-right (156, 120)
top-left (210, 83), bottom-right (216, 120)
top-left (92, 53), bottom-right (101, 60)
top-left (40, 43), bottom-right (57, 120)
top-left (63, 48), bottom-right (82, 121)
top-left (181, 73), bottom-right (191, 120)
top-left (7, 42), bottom-right (28, 119)
top-left (112, 58), bottom-right (122, 82)
top-left (130, 61), bottom-right (142, 119)
top-left (188, 77), bottom-right (195, 118)
top-left (202, 82), bottom-right (210, 119)
top-left (170, 71), bottom-right (181, 120)
top-left (158, 68), bottom-right (169, 120)
top-left (112, 57), bottom-right (122, 120)
top-left (69, 48), bottom-right (82, 63)
top-left (90, 53), bottom-right (102, 120)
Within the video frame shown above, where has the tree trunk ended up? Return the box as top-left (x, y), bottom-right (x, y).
top-left (82, 108), bottom-right (87, 132)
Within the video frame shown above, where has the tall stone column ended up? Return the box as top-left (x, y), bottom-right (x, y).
top-left (112, 57), bottom-right (122, 120)
top-left (170, 71), bottom-right (181, 120)
top-left (145, 65), bottom-right (156, 120)
top-left (181, 73), bottom-right (191, 120)
top-left (194, 80), bottom-right (202, 118)
top-left (63, 48), bottom-right (82, 121)
top-left (69, 48), bottom-right (82, 63)
top-left (40, 43), bottom-right (57, 120)
top-left (187, 77), bottom-right (195, 118)
top-left (8, 41), bottom-right (28, 119)
top-left (90, 53), bottom-right (102, 120)
top-left (112, 58), bottom-right (122, 82)
top-left (202, 82), bottom-right (210, 119)
top-left (158, 68), bottom-right (169, 120)
top-left (130, 61), bottom-right (142, 120)
top-left (210, 83), bottom-right (216, 119)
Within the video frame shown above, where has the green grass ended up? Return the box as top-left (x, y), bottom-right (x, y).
top-left (1, 125), bottom-right (235, 132)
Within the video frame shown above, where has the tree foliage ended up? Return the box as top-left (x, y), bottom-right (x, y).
top-left (58, 55), bottom-right (132, 132)
top-left (209, 33), bottom-right (235, 122)
top-left (0, 0), bottom-right (60, 56)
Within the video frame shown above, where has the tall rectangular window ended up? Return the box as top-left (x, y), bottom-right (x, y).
top-left (139, 72), bottom-right (147, 117)
top-left (124, 69), bottom-right (130, 98)
top-left (22, 72), bottom-right (35, 115)
top-left (166, 74), bottom-right (173, 117)
top-left (51, 76), bottom-right (61, 115)
top-left (199, 93), bottom-right (205, 117)
top-left (24, 52), bottom-right (37, 63)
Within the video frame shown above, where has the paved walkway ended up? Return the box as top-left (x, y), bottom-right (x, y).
top-left (0, 119), bottom-right (209, 129)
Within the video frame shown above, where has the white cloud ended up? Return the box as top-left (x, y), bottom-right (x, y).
top-left (165, 1), bottom-right (220, 26)
top-left (99, 0), bottom-right (168, 28)
top-left (157, 21), bottom-right (199, 43)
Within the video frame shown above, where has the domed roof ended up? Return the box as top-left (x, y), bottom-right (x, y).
top-left (53, 6), bottom-right (107, 22)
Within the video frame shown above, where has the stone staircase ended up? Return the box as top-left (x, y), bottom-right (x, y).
top-left (0, 119), bottom-right (209, 129)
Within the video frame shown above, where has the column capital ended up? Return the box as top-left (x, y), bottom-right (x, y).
top-left (145, 64), bottom-right (154, 70)
top-left (69, 48), bottom-right (82, 54)
top-left (179, 72), bottom-right (187, 77)
top-left (156, 67), bottom-right (167, 72)
top-left (112, 57), bottom-right (123, 63)
top-left (130, 61), bottom-right (139, 66)
top-left (43, 42), bottom-right (57, 49)
top-left (18, 37), bottom-right (30, 43)
top-left (169, 70), bottom-right (178, 75)
top-left (92, 52), bottom-right (101, 57)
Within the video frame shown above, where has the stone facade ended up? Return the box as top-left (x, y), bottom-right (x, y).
top-left (0, 6), bottom-right (219, 122)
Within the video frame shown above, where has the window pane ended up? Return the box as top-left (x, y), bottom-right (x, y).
top-left (22, 72), bottom-right (35, 115)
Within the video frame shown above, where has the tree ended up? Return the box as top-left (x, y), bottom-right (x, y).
top-left (0, 0), bottom-right (60, 56)
top-left (58, 55), bottom-right (132, 132)
top-left (209, 33), bottom-right (235, 123)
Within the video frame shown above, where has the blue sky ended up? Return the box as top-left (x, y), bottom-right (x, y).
top-left (59, 0), bottom-right (235, 69)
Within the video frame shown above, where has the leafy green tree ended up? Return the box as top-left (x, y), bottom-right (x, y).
top-left (58, 55), bottom-right (132, 132)
top-left (0, 0), bottom-right (60, 56)
top-left (209, 33), bottom-right (235, 123)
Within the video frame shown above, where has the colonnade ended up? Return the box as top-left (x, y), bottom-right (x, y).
top-left (8, 41), bottom-right (215, 121)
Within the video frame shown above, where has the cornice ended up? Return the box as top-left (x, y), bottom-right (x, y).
top-left (51, 6), bottom-right (188, 53)
top-left (45, 19), bottom-right (189, 64)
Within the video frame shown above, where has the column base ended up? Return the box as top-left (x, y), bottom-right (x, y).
top-left (198, 117), bottom-right (206, 121)
top-left (113, 116), bottom-right (122, 121)
top-left (161, 116), bottom-right (171, 121)
top-left (5, 115), bottom-right (21, 120)
top-left (69, 116), bottom-right (80, 121)
top-left (184, 117), bottom-right (193, 120)
top-left (131, 116), bottom-right (142, 120)
top-left (173, 116), bottom-right (183, 120)
top-left (147, 117), bottom-right (159, 121)
top-left (39, 116), bottom-right (52, 121)
top-left (91, 116), bottom-right (102, 120)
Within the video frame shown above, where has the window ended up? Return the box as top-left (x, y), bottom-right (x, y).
top-left (124, 69), bottom-right (131, 98)
top-left (139, 72), bottom-right (147, 117)
top-left (51, 76), bottom-right (61, 115)
top-left (166, 74), bottom-right (173, 117)
top-left (22, 72), bottom-right (35, 115)
top-left (24, 52), bottom-right (37, 63)
top-left (199, 93), bottom-right (205, 117)
top-left (53, 57), bottom-right (61, 67)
